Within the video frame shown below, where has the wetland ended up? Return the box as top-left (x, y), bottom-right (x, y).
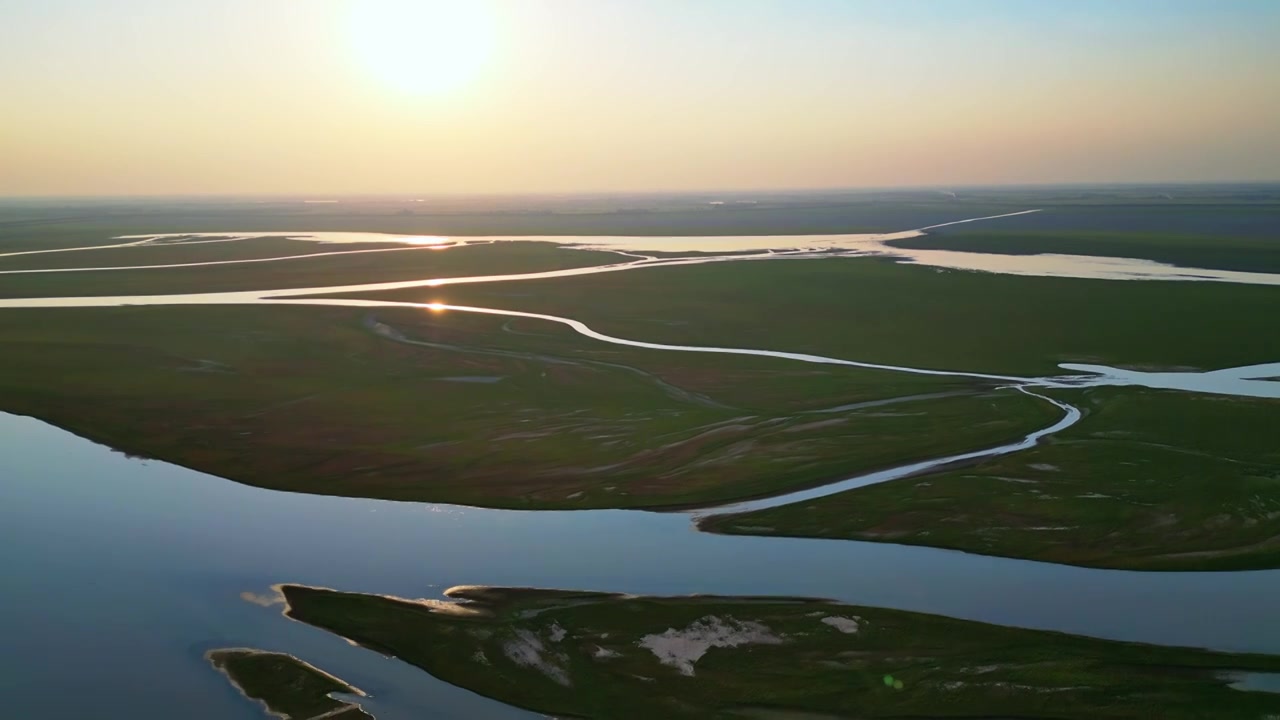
top-left (2, 191), bottom-right (1278, 718)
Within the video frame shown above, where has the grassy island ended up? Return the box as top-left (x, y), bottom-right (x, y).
top-left (274, 583), bottom-right (1280, 719)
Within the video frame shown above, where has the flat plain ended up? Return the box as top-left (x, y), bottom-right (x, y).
top-left (3, 189), bottom-right (1279, 718)
top-left (267, 583), bottom-right (1280, 720)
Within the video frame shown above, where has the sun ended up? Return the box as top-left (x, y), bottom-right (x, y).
top-left (347, 0), bottom-right (496, 96)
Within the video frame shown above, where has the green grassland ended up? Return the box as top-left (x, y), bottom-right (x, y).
top-left (0, 235), bottom-right (417, 270)
top-left (207, 648), bottom-right (371, 720)
top-left (704, 388), bottom-right (1280, 570)
top-left (349, 255), bottom-right (1280, 377)
top-left (0, 241), bottom-right (620, 298)
top-left (3, 201), bottom-right (1278, 562)
top-left (0, 195), bottom-right (1027, 252)
top-left (0, 304), bottom-right (1054, 509)
top-left (882, 199), bottom-right (1280, 273)
top-left (273, 583), bottom-right (1280, 719)
top-left (889, 228), bottom-right (1280, 274)
top-left (4, 189), bottom-right (1274, 260)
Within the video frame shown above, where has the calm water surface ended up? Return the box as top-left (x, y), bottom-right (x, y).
top-left (5, 410), bottom-right (1280, 719)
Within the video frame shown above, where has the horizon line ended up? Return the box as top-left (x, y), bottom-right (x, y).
top-left (3, 179), bottom-right (1280, 202)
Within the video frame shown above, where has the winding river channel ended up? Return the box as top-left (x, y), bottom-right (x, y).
top-left (2, 212), bottom-right (1279, 718)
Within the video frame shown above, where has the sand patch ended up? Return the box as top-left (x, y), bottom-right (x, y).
top-left (820, 616), bottom-right (862, 634)
top-left (503, 629), bottom-right (571, 686)
top-left (638, 615), bottom-right (783, 676)
top-left (240, 590), bottom-right (284, 607)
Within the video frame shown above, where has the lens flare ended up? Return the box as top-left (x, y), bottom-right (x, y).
top-left (347, 0), bottom-right (496, 96)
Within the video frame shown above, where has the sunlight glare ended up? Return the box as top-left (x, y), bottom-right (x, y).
top-left (347, 0), bottom-right (496, 96)
top-left (402, 235), bottom-right (451, 246)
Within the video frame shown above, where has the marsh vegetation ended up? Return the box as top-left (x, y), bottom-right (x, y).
top-left (272, 583), bottom-right (1280, 719)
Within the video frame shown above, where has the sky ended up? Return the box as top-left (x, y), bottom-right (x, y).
top-left (2, 0), bottom-right (1278, 196)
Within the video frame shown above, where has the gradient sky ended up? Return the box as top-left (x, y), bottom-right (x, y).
top-left (2, 0), bottom-right (1278, 196)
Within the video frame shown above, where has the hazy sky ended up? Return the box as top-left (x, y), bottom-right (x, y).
top-left (2, 0), bottom-right (1278, 195)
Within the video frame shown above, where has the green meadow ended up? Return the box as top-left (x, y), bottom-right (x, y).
top-left (269, 583), bottom-right (1280, 719)
top-left (2, 201), bottom-right (1278, 567)
top-left (888, 202), bottom-right (1280, 273)
top-left (208, 649), bottom-right (371, 720)
top-left (356, 254), bottom-right (1280, 376)
top-left (890, 229), bottom-right (1280, 274)
top-left (0, 304), bottom-right (1049, 509)
top-left (0, 240), bottom-right (618, 298)
top-left (705, 387), bottom-right (1280, 570)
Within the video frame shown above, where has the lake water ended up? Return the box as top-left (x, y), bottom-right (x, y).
top-left (6, 407), bottom-right (1280, 719)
